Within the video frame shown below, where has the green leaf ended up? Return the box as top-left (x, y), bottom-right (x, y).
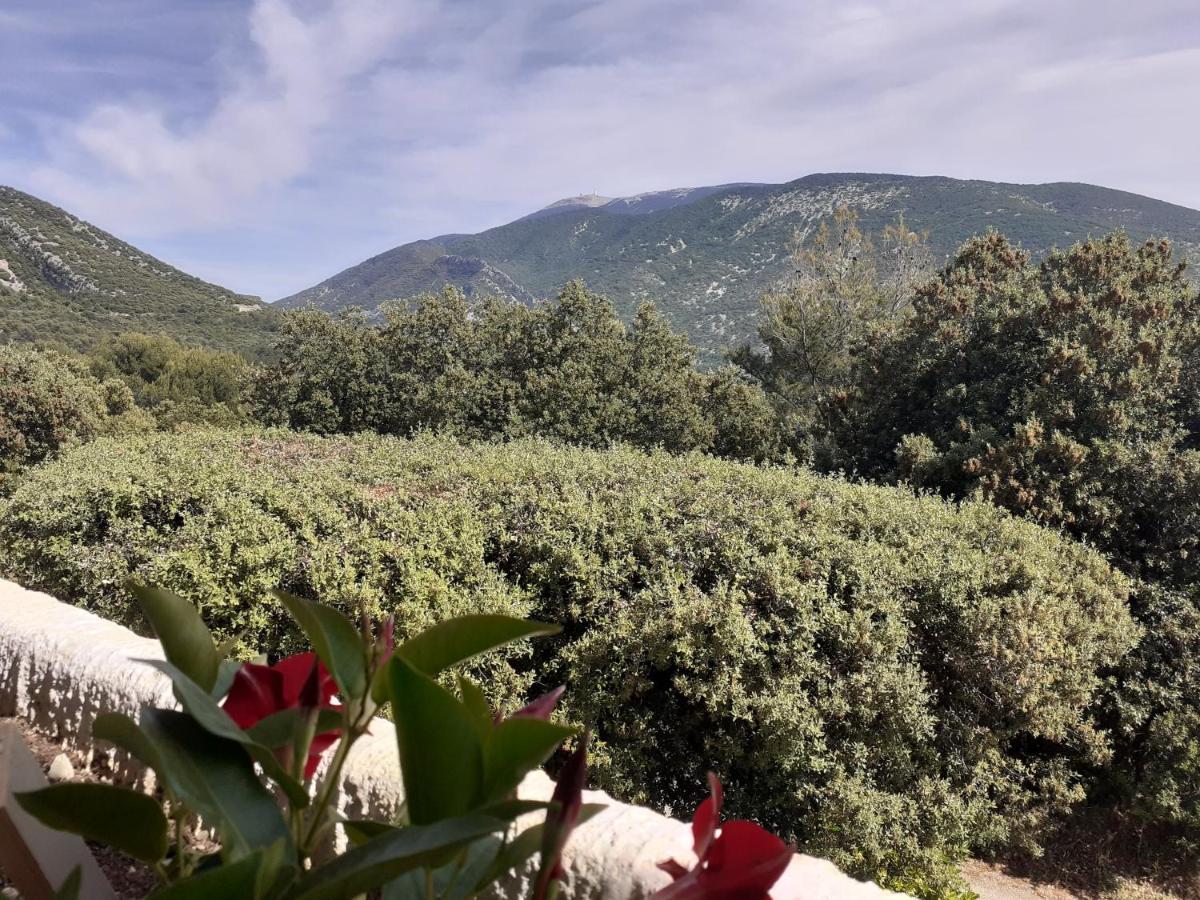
top-left (140, 709), bottom-right (292, 860)
top-left (146, 849), bottom-right (286, 900)
top-left (288, 814), bottom-right (507, 900)
top-left (254, 837), bottom-right (297, 900)
top-left (211, 659), bottom-right (242, 701)
top-left (457, 676), bottom-right (494, 740)
top-left (271, 589), bottom-right (367, 698)
top-left (129, 584), bottom-right (221, 692)
top-left (54, 866), bottom-right (82, 900)
top-left (489, 822), bottom-right (545, 882)
top-left (483, 718), bottom-right (576, 802)
top-left (245, 708), bottom-right (343, 749)
top-left (16, 783), bottom-right (168, 864)
top-left (475, 798), bottom-right (554, 821)
top-left (442, 836), bottom-right (506, 900)
top-left (342, 819), bottom-right (395, 846)
top-left (382, 835), bottom-right (504, 900)
top-left (139, 659), bottom-right (309, 807)
top-left (483, 804), bottom-right (606, 884)
top-left (93, 712), bottom-right (163, 771)
top-left (387, 655), bottom-right (484, 825)
top-left (397, 615), bottom-right (560, 677)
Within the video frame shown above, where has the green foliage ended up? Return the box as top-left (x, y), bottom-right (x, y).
top-left (831, 232), bottom-right (1199, 540)
top-left (15, 783), bottom-right (170, 864)
top-left (0, 344), bottom-right (147, 486)
top-left (1101, 583), bottom-right (1200, 838)
top-left (131, 583), bottom-right (223, 691)
top-left (0, 187), bottom-right (278, 357)
top-left (876, 852), bottom-right (980, 900)
top-left (733, 208), bottom-right (931, 460)
top-left (255, 283), bottom-right (781, 461)
top-left (250, 308), bottom-right (387, 435)
top-left (0, 429), bottom-right (1138, 885)
top-left (822, 231), bottom-right (1200, 837)
top-left (89, 332), bottom-right (251, 429)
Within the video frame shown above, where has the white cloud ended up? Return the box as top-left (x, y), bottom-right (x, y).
top-left (9, 0), bottom-right (1200, 298)
top-left (28, 0), bottom-right (428, 229)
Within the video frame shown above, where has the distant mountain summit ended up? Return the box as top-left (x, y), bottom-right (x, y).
top-left (279, 173), bottom-right (1200, 360)
top-left (0, 186), bottom-right (277, 356)
top-left (527, 193), bottom-right (616, 218)
top-left (524, 183), bottom-right (766, 221)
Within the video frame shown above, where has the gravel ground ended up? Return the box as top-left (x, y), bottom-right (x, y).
top-left (1, 717), bottom-right (160, 899)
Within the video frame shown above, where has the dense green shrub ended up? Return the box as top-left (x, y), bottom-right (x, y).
top-left (0, 429), bottom-right (1136, 886)
top-left (831, 233), bottom-right (1199, 538)
top-left (0, 344), bottom-right (147, 486)
top-left (1102, 582), bottom-right (1200, 842)
top-left (256, 284), bottom-right (783, 461)
top-left (88, 332), bottom-right (251, 429)
top-left (810, 231), bottom-right (1200, 839)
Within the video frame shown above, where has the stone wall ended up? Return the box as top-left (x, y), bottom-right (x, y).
top-left (0, 578), bottom-right (903, 900)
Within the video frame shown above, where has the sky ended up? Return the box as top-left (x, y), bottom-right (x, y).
top-left (1, 0), bottom-right (1198, 301)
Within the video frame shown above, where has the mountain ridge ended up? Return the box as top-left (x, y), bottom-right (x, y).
top-left (278, 173), bottom-right (1200, 359)
top-left (522, 183), bottom-right (769, 221)
top-left (0, 185), bottom-right (278, 357)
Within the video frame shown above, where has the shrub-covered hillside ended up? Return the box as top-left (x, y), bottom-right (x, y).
top-left (279, 173), bottom-right (1200, 362)
top-left (0, 428), bottom-right (1136, 888)
top-left (0, 186), bottom-right (278, 356)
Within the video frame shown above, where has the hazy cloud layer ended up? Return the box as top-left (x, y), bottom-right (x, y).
top-left (1, 0), bottom-right (1197, 298)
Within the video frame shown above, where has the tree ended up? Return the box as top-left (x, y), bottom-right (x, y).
top-left (828, 230), bottom-right (1200, 837)
top-left (733, 207), bottom-right (931, 461)
top-left (250, 309), bottom-right (387, 434)
top-left (255, 283), bottom-right (785, 461)
top-left (835, 232), bottom-right (1200, 543)
top-left (0, 345), bottom-right (144, 485)
top-left (90, 332), bottom-right (250, 428)
top-left (376, 286), bottom-right (489, 436)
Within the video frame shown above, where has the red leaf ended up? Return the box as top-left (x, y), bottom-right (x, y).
top-left (513, 685), bottom-right (566, 721)
top-left (653, 775), bottom-right (792, 900)
top-left (222, 662), bottom-right (284, 729)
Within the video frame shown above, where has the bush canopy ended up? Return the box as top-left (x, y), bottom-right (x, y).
top-left (0, 428), bottom-right (1137, 885)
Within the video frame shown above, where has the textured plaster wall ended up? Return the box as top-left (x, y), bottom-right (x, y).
top-left (0, 578), bottom-right (904, 900)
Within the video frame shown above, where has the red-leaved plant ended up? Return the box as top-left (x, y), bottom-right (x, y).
top-left (16, 584), bottom-right (790, 900)
top-left (653, 773), bottom-right (795, 900)
top-left (221, 652), bottom-right (341, 779)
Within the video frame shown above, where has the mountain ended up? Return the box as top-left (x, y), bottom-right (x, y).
top-left (279, 173), bottom-right (1200, 360)
top-left (0, 186), bottom-right (277, 357)
top-left (517, 184), bottom-right (764, 221)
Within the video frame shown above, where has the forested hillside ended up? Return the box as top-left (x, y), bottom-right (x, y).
top-left (0, 186), bottom-right (278, 356)
top-left (280, 173), bottom-right (1200, 360)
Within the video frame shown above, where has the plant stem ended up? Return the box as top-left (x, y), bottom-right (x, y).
top-left (298, 701), bottom-right (371, 855)
top-left (174, 807), bottom-right (186, 879)
top-left (439, 849), bottom-right (469, 900)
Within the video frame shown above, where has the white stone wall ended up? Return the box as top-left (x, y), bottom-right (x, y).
top-left (0, 578), bottom-right (903, 900)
